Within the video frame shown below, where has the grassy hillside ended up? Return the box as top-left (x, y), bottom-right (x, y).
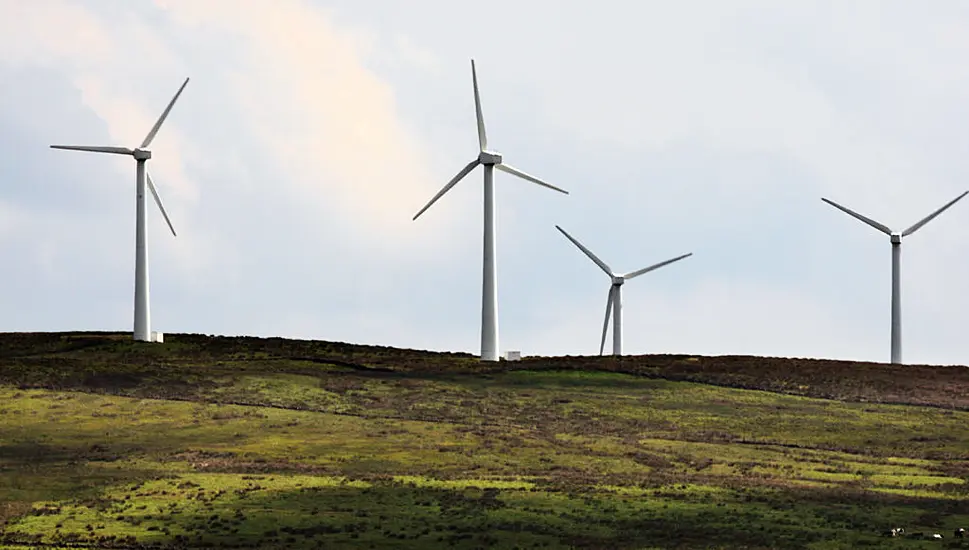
top-left (1, 332), bottom-right (968, 549)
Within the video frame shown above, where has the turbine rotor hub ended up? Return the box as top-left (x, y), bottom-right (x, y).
top-left (133, 148), bottom-right (152, 161)
top-left (478, 150), bottom-right (502, 165)
top-left (890, 233), bottom-right (902, 244)
top-left (612, 276), bottom-right (624, 286)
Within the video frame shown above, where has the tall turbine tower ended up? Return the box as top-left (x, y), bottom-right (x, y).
top-left (555, 225), bottom-right (692, 356)
top-left (51, 78), bottom-right (189, 343)
top-left (822, 190), bottom-right (968, 364)
top-left (413, 60), bottom-right (568, 362)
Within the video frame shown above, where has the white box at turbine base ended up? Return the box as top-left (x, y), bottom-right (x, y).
top-left (151, 331), bottom-right (164, 343)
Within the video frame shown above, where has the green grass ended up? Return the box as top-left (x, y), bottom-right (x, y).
top-left (1, 332), bottom-right (969, 548)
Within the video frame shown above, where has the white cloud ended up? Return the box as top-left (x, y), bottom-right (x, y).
top-left (474, 1), bottom-right (967, 218)
top-left (0, 1), bottom-right (113, 68)
top-left (1, 0), bottom-right (461, 257)
top-left (150, 0), bottom-right (461, 251)
top-left (1, 0), bottom-right (968, 365)
top-left (0, 200), bottom-right (24, 242)
top-left (391, 34), bottom-right (441, 75)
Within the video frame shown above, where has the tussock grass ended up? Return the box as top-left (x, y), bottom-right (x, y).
top-left (1, 332), bottom-right (968, 548)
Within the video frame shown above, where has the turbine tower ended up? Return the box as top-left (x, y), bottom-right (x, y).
top-left (822, 190), bottom-right (968, 364)
top-left (413, 60), bottom-right (568, 362)
top-left (51, 78), bottom-right (189, 343)
top-left (555, 225), bottom-right (692, 356)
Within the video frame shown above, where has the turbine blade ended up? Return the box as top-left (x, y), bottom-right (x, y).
top-left (471, 59), bottom-right (487, 152)
top-left (146, 171), bottom-right (177, 237)
top-left (624, 253), bottom-right (693, 280)
top-left (901, 190), bottom-right (969, 237)
top-left (140, 77), bottom-right (190, 149)
top-left (495, 162), bottom-right (568, 194)
top-left (821, 198), bottom-right (892, 235)
top-left (599, 286), bottom-right (614, 356)
top-left (50, 145), bottom-right (133, 155)
top-left (555, 225), bottom-right (612, 276)
top-left (412, 159), bottom-right (480, 221)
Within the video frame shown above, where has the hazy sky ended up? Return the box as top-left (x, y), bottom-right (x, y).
top-left (2, 0), bottom-right (969, 365)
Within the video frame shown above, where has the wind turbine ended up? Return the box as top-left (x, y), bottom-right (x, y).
top-left (51, 77), bottom-right (189, 343)
top-left (555, 225), bottom-right (692, 356)
top-left (822, 190), bottom-right (968, 364)
top-left (412, 60), bottom-right (568, 362)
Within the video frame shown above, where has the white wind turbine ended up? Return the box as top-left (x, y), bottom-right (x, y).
top-left (822, 190), bottom-right (968, 364)
top-left (555, 225), bottom-right (692, 356)
top-left (51, 78), bottom-right (190, 343)
top-left (413, 59), bottom-right (569, 362)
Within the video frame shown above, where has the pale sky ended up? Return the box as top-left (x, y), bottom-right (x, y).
top-left (2, 0), bottom-right (968, 365)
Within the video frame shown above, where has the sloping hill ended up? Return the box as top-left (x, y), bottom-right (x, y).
top-left (1, 332), bottom-right (968, 549)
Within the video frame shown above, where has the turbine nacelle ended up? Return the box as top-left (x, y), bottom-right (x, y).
top-left (555, 224), bottom-right (692, 356)
top-left (49, 77), bottom-right (189, 343)
top-left (821, 190), bottom-right (969, 364)
top-left (411, 60), bottom-right (567, 223)
top-left (50, 77), bottom-right (190, 240)
top-left (411, 59), bottom-right (568, 361)
top-left (478, 150), bottom-right (503, 165)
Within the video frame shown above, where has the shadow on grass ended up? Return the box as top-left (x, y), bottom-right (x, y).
top-left (0, 442), bottom-right (163, 530)
top-left (3, 331), bottom-right (969, 416)
top-left (7, 475), bottom-right (966, 550)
